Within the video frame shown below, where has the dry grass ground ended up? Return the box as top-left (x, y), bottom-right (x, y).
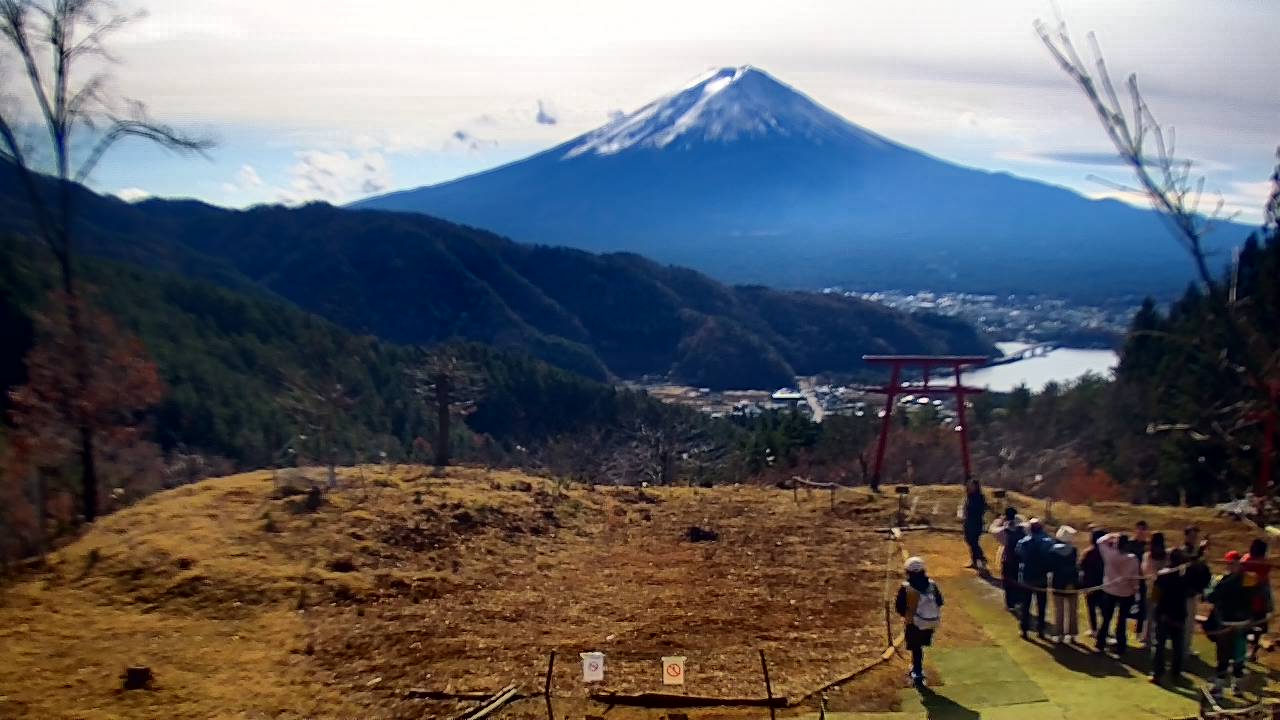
top-left (0, 470), bottom-right (1275, 720)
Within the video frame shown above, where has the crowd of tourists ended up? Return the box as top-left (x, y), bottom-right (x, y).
top-left (957, 480), bottom-right (1274, 698)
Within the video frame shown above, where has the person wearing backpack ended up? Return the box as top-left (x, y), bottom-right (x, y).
top-left (895, 556), bottom-right (944, 687)
top-left (1016, 519), bottom-right (1056, 640)
top-left (1241, 539), bottom-right (1272, 661)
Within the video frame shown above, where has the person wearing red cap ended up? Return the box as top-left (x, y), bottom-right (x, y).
top-left (1204, 551), bottom-right (1250, 697)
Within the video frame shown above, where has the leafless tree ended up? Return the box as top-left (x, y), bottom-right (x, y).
top-left (1037, 18), bottom-right (1279, 501)
top-left (1, 0), bottom-right (211, 521)
top-left (599, 415), bottom-right (723, 486)
top-left (279, 376), bottom-right (355, 489)
top-left (410, 349), bottom-right (483, 468)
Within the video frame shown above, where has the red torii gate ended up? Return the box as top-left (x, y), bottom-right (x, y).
top-left (858, 355), bottom-right (988, 491)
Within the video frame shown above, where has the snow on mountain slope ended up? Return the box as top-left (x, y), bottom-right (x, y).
top-left (565, 66), bottom-right (893, 157)
top-left (353, 66), bottom-right (1248, 300)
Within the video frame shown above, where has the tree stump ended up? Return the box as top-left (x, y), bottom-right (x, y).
top-left (122, 666), bottom-right (152, 690)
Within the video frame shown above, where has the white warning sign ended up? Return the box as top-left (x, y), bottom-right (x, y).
top-left (661, 656), bottom-right (686, 686)
top-left (580, 652), bottom-right (605, 683)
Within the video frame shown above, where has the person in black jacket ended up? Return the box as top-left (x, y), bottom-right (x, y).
top-left (1205, 551), bottom-right (1250, 697)
top-left (1080, 528), bottom-right (1107, 636)
top-left (962, 479), bottom-right (988, 570)
top-left (1180, 525), bottom-right (1212, 659)
top-left (995, 507), bottom-right (1026, 611)
top-left (1151, 548), bottom-right (1188, 683)
top-left (895, 556), bottom-right (944, 687)
top-left (1016, 519), bottom-right (1055, 640)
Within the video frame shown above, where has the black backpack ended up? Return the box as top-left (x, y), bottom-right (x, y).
top-left (1185, 560), bottom-right (1212, 595)
top-left (1005, 525), bottom-right (1026, 554)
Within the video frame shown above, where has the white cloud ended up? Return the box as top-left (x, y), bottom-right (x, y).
top-left (278, 150), bottom-right (391, 204)
top-left (115, 187), bottom-right (152, 202)
top-left (235, 164), bottom-right (264, 188)
top-left (69, 0), bottom-right (1275, 216)
top-left (1086, 179), bottom-right (1270, 226)
top-left (535, 99), bottom-right (558, 125)
top-left (448, 130), bottom-right (499, 152)
top-left (1224, 180), bottom-right (1274, 213)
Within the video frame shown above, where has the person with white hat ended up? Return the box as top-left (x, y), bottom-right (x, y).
top-left (1049, 525), bottom-right (1081, 643)
top-left (1016, 518), bottom-right (1055, 640)
top-left (895, 556), bottom-right (944, 687)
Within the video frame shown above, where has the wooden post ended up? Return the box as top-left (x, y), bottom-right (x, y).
top-left (543, 651), bottom-right (555, 720)
top-left (759, 649), bottom-right (777, 720)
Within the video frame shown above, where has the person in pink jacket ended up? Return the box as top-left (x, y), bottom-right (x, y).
top-left (1095, 532), bottom-right (1141, 656)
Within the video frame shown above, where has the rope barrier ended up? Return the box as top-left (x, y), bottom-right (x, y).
top-left (792, 477), bottom-right (848, 490)
top-left (989, 546), bottom-right (1277, 637)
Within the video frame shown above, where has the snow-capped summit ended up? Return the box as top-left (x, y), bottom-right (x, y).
top-left (355, 66), bottom-right (1236, 299)
top-left (565, 65), bottom-right (887, 158)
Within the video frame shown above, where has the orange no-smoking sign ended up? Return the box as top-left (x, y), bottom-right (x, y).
top-left (661, 656), bottom-right (686, 685)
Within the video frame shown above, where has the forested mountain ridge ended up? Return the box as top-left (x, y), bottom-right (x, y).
top-left (0, 235), bottom-right (691, 470)
top-left (0, 160), bottom-right (994, 389)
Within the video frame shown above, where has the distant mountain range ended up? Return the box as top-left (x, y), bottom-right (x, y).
top-left (356, 66), bottom-right (1249, 300)
top-left (0, 161), bottom-right (993, 390)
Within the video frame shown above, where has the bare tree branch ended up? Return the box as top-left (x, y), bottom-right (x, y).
top-left (75, 111), bottom-right (213, 183)
top-left (0, 0), bottom-right (214, 522)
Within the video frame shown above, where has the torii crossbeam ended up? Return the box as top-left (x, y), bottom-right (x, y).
top-left (857, 355), bottom-right (988, 491)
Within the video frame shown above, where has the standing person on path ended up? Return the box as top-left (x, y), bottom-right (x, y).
top-left (1081, 528), bottom-right (1107, 637)
top-left (1205, 551), bottom-right (1250, 698)
top-left (895, 556), bottom-right (944, 687)
top-left (962, 479), bottom-right (988, 570)
top-left (1050, 525), bottom-right (1081, 643)
top-left (1096, 532), bottom-right (1140, 656)
top-left (1141, 532), bottom-right (1169, 648)
top-left (1131, 521), bottom-right (1151, 643)
top-left (1181, 526), bottom-right (1212, 659)
top-left (1016, 519), bottom-right (1055, 640)
top-left (1151, 549), bottom-right (1189, 684)
top-left (1241, 539), bottom-right (1272, 661)
top-left (993, 507), bottom-right (1026, 612)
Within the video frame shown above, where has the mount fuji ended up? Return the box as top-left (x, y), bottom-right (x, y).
top-left (355, 66), bottom-right (1244, 299)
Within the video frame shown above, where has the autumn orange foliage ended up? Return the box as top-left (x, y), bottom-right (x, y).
top-left (1054, 462), bottom-right (1126, 504)
top-left (2, 293), bottom-right (166, 561)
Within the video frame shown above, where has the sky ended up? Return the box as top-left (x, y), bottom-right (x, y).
top-left (5, 0), bottom-right (1276, 223)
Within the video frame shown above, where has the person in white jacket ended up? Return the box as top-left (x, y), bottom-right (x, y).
top-left (1095, 532), bottom-right (1141, 656)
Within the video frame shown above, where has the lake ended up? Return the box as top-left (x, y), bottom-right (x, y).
top-left (963, 342), bottom-right (1118, 393)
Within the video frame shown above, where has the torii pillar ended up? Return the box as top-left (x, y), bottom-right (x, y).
top-left (858, 355), bottom-right (988, 491)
